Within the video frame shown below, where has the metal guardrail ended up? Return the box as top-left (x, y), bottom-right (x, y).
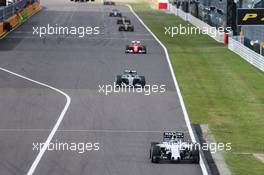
top-left (229, 37), bottom-right (264, 72)
top-left (0, 0), bottom-right (37, 22)
top-left (178, 8), bottom-right (188, 21)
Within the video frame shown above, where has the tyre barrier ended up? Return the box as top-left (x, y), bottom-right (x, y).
top-left (0, 23), bottom-right (4, 37)
top-left (22, 8), bottom-right (28, 19)
top-left (7, 15), bottom-right (19, 28)
top-left (3, 22), bottom-right (12, 32)
top-left (33, 2), bottom-right (41, 11)
top-left (27, 5), bottom-right (34, 17)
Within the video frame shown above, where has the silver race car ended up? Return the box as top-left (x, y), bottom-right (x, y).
top-left (116, 70), bottom-right (146, 87)
top-left (150, 131), bottom-right (200, 163)
top-left (109, 9), bottom-right (122, 17)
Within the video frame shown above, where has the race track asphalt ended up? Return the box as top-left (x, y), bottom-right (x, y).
top-left (0, 0), bottom-right (203, 174)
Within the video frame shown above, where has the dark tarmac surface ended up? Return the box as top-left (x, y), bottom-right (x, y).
top-left (0, 0), bottom-right (203, 174)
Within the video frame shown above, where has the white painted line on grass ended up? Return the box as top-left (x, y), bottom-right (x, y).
top-left (0, 67), bottom-right (71, 175)
top-left (127, 4), bottom-right (209, 175)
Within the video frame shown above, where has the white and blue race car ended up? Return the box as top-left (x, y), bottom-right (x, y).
top-left (150, 131), bottom-right (200, 163)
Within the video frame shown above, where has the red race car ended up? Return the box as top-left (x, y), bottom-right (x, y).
top-left (125, 41), bottom-right (147, 54)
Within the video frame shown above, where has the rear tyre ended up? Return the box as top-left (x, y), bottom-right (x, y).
top-left (116, 75), bottom-right (122, 86)
top-left (3, 22), bottom-right (12, 32)
top-left (151, 145), bottom-right (161, 163)
top-left (139, 76), bottom-right (146, 87)
top-left (191, 145), bottom-right (200, 163)
top-left (120, 27), bottom-right (124, 31)
top-left (143, 46), bottom-right (147, 54)
top-left (125, 46), bottom-right (130, 53)
top-left (150, 142), bottom-right (159, 159)
top-left (132, 79), bottom-right (140, 87)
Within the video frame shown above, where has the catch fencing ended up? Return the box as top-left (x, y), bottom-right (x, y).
top-left (168, 3), bottom-right (224, 43)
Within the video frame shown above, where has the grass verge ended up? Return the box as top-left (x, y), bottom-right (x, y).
top-left (130, 2), bottom-right (264, 175)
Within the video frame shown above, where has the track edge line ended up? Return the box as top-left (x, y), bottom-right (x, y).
top-left (0, 67), bottom-right (71, 175)
top-left (127, 4), bottom-right (209, 175)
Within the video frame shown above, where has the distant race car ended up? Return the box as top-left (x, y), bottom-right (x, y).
top-left (119, 23), bottom-right (134, 32)
top-left (103, 0), bottom-right (115, 5)
top-left (71, 0), bottom-right (94, 2)
top-left (125, 41), bottom-right (147, 54)
top-left (116, 70), bottom-right (146, 87)
top-left (117, 16), bottom-right (131, 25)
top-left (109, 9), bottom-right (122, 17)
top-left (150, 131), bottom-right (200, 164)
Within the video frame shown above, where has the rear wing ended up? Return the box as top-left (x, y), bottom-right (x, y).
top-left (163, 131), bottom-right (184, 141)
top-left (124, 70), bottom-right (137, 74)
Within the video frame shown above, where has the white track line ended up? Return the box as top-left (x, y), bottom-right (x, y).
top-left (0, 129), bottom-right (190, 133)
top-left (127, 5), bottom-right (208, 175)
top-left (0, 67), bottom-right (71, 175)
top-left (5, 36), bottom-right (155, 41)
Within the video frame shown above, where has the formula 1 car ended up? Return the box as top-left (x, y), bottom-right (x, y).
top-left (125, 41), bottom-right (147, 54)
top-left (109, 9), bottom-right (122, 17)
top-left (150, 131), bottom-right (200, 163)
top-left (71, 0), bottom-right (94, 2)
top-left (116, 70), bottom-right (146, 87)
top-left (117, 16), bottom-right (131, 25)
top-left (119, 23), bottom-right (134, 32)
top-left (103, 0), bottom-right (115, 5)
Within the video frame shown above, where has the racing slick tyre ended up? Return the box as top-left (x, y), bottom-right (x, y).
top-left (150, 142), bottom-right (159, 159)
top-left (119, 27), bottom-right (124, 31)
top-left (133, 79), bottom-right (140, 87)
top-left (3, 22), bottom-right (12, 32)
top-left (116, 75), bottom-right (122, 86)
top-left (191, 145), bottom-right (200, 163)
top-left (130, 27), bottom-right (134, 32)
top-left (125, 46), bottom-right (130, 53)
top-left (151, 145), bottom-right (161, 163)
top-left (142, 46), bottom-right (147, 54)
top-left (139, 76), bottom-right (146, 87)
